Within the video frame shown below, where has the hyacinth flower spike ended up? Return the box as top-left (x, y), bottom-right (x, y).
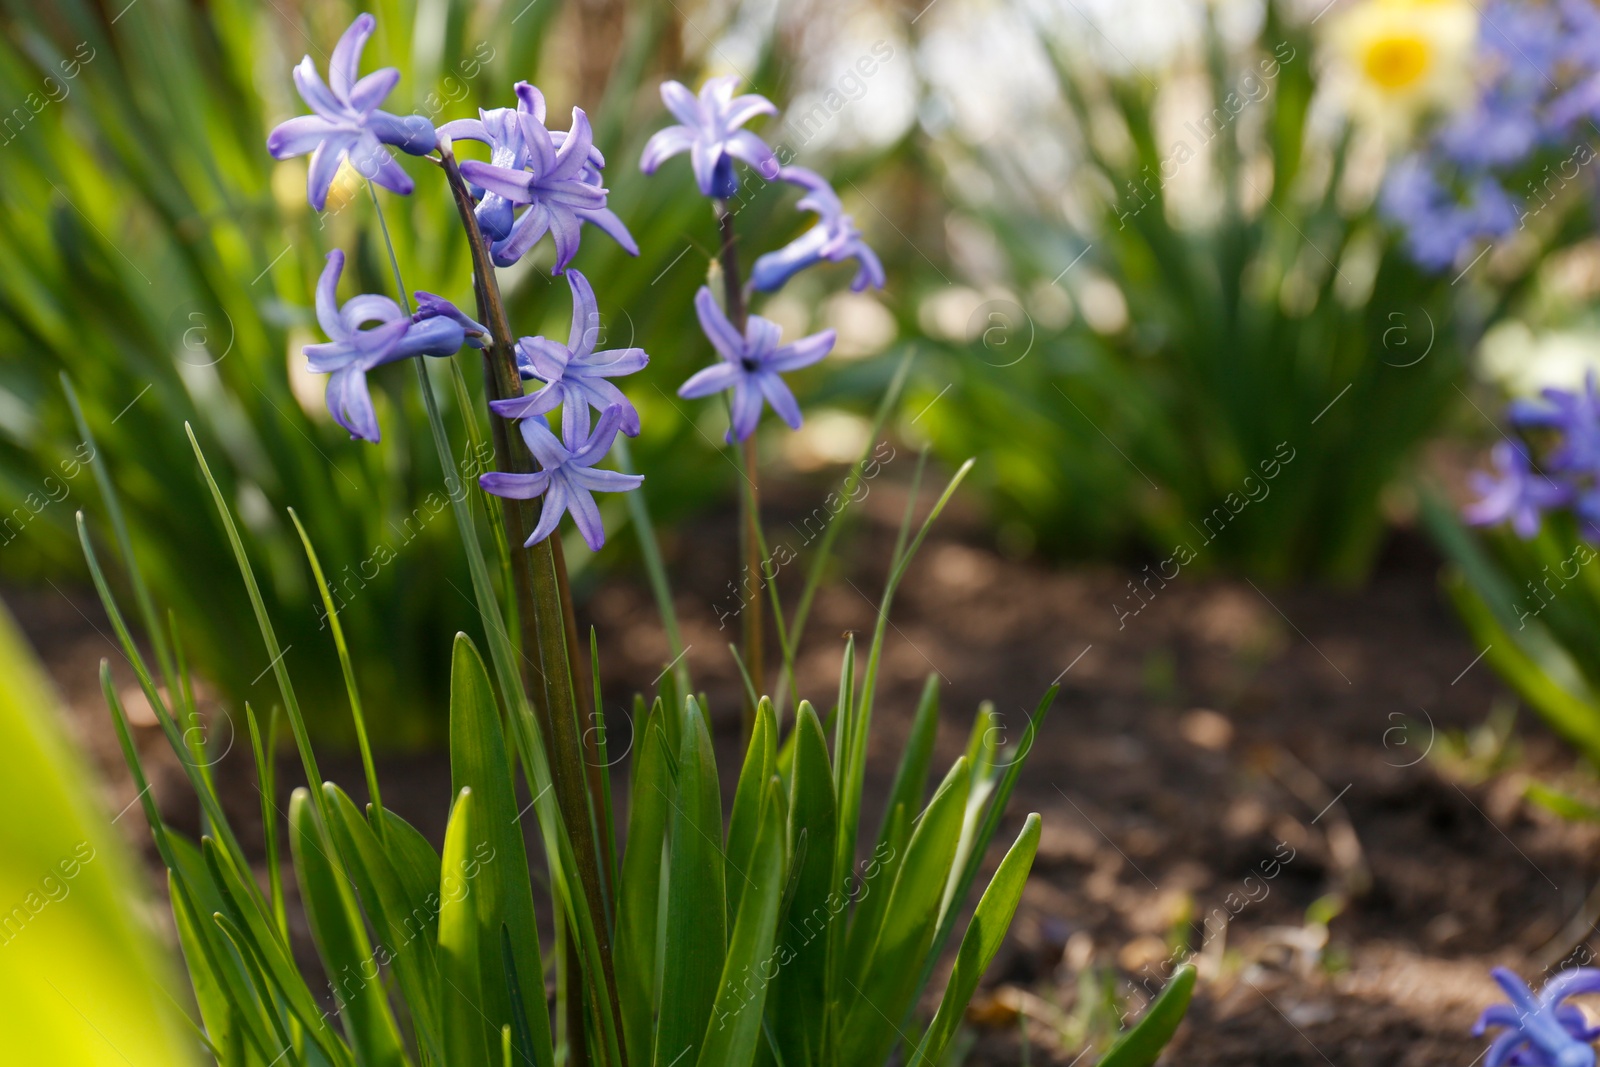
top-left (439, 82), bottom-right (636, 266)
top-left (488, 269), bottom-right (648, 447)
top-left (478, 405), bottom-right (643, 550)
top-left (303, 250), bottom-right (469, 442)
top-left (679, 286), bottom-right (835, 442)
top-left (639, 75), bottom-right (778, 197)
top-left (1464, 441), bottom-right (1570, 538)
top-left (751, 165), bottom-right (885, 293)
top-left (1508, 374), bottom-right (1600, 475)
top-left (1473, 967), bottom-right (1600, 1067)
top-left (266, 13), bottom-right (437, 210)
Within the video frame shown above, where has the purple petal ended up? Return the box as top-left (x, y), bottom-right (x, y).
top-left (571, 405), bottom-right (628, 466)
top-left (339, 293), bottom-right (406, 332)
top-left (527, 477), bottom-right (570, 544)
top-left (327, 365), bottom-right (381, 442)
top-left (492, 201), bottom-right (551, 267)
top-left (728, 378), bottom-right (764, 442)
top-left (267, 114), bottom-right (339, 159)
top-left (519, 111), bottom-right (558, 176)
top-left (315, 250), bottom-right (346, 338)
top-left (1541, 969), bottom-right (1600, 1006)
top-left (548, 208), bottom-right (583, 274)
top-left (750, 227), bottom-right (828, 292)
top-left (306, 134), bottom-right (355, 212)
top-left (690, 140), bottom-right (723, 198)
top-left (460, 160), bottom-right (534, 202)
top-left (518, 416), bottom-right (572, 470)
top-left (768, 329), bottom-right (835, 372)
top-left (566, 269), bottom-right (600, 354)
top-left (561, 397), bottom-right (593, 451)
top-left (574, 381), bottom-right (639, 435)
top-left (565, 481), bottom-right (607, 550)
top-left (293, 56), bottom-right (343, 119)
top-left (570, 466), bottom-right (644, 494)
top-left (660, 80), bottom-right (702, 127)
top-left (550, 107), bottom-right (593, 182)
top-left (693, 287), bottom-right (744, 362)
top-left (366, 110), bottom-right (438, 155)
top-left (851, 241), bottom-right (886, 291)
top-left (677, 362), bottom-right (743, 399)
top-left (351, 135), bottom-right (415, 195)
top-left (480, 470), bottom-right (552, 500)
top-left (757, 372), bottom-right (803, 429)
top-left (582, 348), bottom-right (649, 377)
top-left (328, 13), bottom-right (376, 101)
top-left (437, 117), bottom-right (489, 144)
top-left (490, 385), bottom-right (565, 421)
top-left (640, 125), bottom-right (694, 174)
top-left (724, 93), bottom-right (778, 129)
top-left (391, 316), bottom-right (465, 359)
top-left (724, 129), bottom-right (778, 180)
top-left (515, 81), bottom-right (547, 123)
top-left (347, 68), bottom-right (400, 114)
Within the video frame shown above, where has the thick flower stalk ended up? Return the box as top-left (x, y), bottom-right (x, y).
top-left (303, 250), bottom-right (475, 442)
top-left (751, 166), bottom-right (885, 293)
top-left (680, 285), bottom-right (836, 442)
top-left (639, 75), bottom-right (778, 197)
top-left (265, 13), bottom-right (437, 210)
top-left (491, 269), bottom-right (648, 447)
top-left (1474, 966), bottom-right (1600, 1066)
top-left (480, 407), bottom-right (644, 550)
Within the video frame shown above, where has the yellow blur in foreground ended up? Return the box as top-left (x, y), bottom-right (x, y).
top-left (1325, 0), bottom-right (1478, 133)
top-left (0, 605), bottom-right (194, 1064)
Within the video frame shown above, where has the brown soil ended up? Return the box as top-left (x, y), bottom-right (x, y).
top-left (12, 473), bottom-right (1599, 1065)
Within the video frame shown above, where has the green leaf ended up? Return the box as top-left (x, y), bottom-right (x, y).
top-left (655, 697), bottom-right (727, 1065)
top-left (375, 809), bottom-right (444, 919)
top-left (440, 788), bottom-right (492, 1067)
top-left (726, 698), bottom-right (777, 922)
top-left (910, 814), bottom-right (1041, 1067)
top-left (838, 757), bottom-right (971, 1067)
top-left (769, 701), bottom-right (838, 1067)
top-left (617, 701), bottom-right (675, 1066)
top-left (288, 788), bottom-right (408, 1067)
top-left (1096, 964), bottom-right (1196, 1067)
top-left (324, 784), bottom-right (445, 1064)
top-left (448, 634), bottom-right (555, 1067)
top-left (698, 778), bottom-right (787, 1067)
top-left (1525, 780), bottom-right (1600, 822)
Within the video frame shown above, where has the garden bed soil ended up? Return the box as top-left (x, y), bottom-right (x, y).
top-left (13, 473), bottom-right (1600, 1065)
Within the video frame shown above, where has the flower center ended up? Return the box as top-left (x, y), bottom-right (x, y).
top-left (1363, 34), bottom-right (1431, 90)
top-left (741, 356), bottom-right (760, 373)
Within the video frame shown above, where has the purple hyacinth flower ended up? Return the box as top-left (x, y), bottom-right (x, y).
top-left (303, 250), bottom-right (467, 442)
top-left (679, 286), bottom-right (836, 442)
top-left (451, 92), bottom-right (617, 273)
top-left (439, 82), bottom-right (637, 268)
top-left (1464, 441), bottom-right (1569, 538)
top-left (751, 166), bottom-right (885, 293)
top-left (1510, 375), bottom-right (1600, 476)
top-left (413, 291), bottom-right (488, 349)
top-left (1379, 156), bottom-right (1519, 271)
top-left (488, 269), bottom-right (648, 447)
top-left (266, 14), bottom-right (437, 211)
top-left (1473, 967), bottom-right (1600, 1067)
top-left (478, 405), bottom-right (643, 550)
top-left (639, 75), bottom-right (778, 198)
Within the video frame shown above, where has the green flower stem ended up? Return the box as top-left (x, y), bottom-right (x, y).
top-left (438, 147), bottom-right (625, 1065)
top-left (717, 201), bottom-right (765, 730)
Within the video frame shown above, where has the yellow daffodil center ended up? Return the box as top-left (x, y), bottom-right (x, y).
top-left (1362, 33), bottom-right (1432, 90)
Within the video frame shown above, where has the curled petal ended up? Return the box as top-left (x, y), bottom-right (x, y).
top-left (724, 129), bottom-right (778, 179)
top-left (436, 117), bottom-right (489, 144)
top-left (515, 81), bottom-right (547, 123)
top-left (480, 469), bottom-right (552, 500)
top-left (751, 226), bottom-right (828, 292)
top-left (348, 67), bottom-right (400, 115)
top-left (547, 208), bottom-right (583, 274)
top-left (328, 13), bottom-right (376, 100)
top-left (724, 92), bottom-right (778, 129)
top-left (306, 133), bottom-right (356, 212)
top-left (339, 293), bottom-right (406, 332)
top-left (492, 201), bottom-right (552, 267)
top-left (327, 365), bottom-right (381, 442)
top-left (550, 107), bottom-right (594, 182)
top-left (576, 206), bottom-right (639, 256)
top-left (570, 405), bottom-right (629, 466)
top-left (566, 270), bottom-right (600, 354)
top-left (585, 348), bottom-right (649, 378)
top-left (460, 160), bottom-right (535, 202)
top-left (268, 114), bottom-right (340, 159)
top-left (315, 250), bottom-right (346, 339)
top-left (293, 56), bottom-right (343, 119)
top-left (640, 124), bottom-right (694, 173)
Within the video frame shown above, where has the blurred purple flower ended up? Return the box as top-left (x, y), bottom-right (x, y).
top-left (303, 250), bottom-right (467, 442)
top-left (679, 286), bottom-right (835, 442)
top-left (1473, 966), bottom-right (1600, 1067)
top-left (440, 82), bottom-right (636, 269)
top-left (266, 14), bottom-right (437, 211)
top-left (489, 269), bottom-right (648, 447)
top-left (478, 405), bottom-right (643, 550)
top-left (1464, 441), bottom-right (1569, 538)
top-left (751, 166), bottom-right (885, 293)
top-left (639, 75), bottom-right (778, 198)
top-left (1380, 156), bottom-right (1518, 271)
top-left (1509, 375), bottom-right (1600, 475)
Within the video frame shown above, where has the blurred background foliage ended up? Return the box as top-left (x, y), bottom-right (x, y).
top-left (0, 0), bottom-right (1517, 742)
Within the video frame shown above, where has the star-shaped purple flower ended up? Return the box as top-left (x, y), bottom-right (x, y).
top-left (639, 75), bottom-right (778, 198)
top-left (488, 269), bottom-right (648, 448)
top-left (439, 82), bottom-right (637, 269)
top-left (303, 250), bottom-right (468, 443)
top-left (1474, 967), bottom-right (1600, 1067)
top-left (1464, 441), bottom-right (1570, 538)
top-left (266, 14), bottom-right (437, 211)
top-left (678, 286), bottom-right (835, 442)
top-left (751, 166), bottom-right (885, 293)
top-left (1510, 376), bottom-right (1600, 476)
top-left (478, 405), bottom-right (643, 550)
top-left (449, 92), bottom-right (614, 273)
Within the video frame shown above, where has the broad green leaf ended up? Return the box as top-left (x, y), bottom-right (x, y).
top-left (655, 697), bottom-right (726, 1065)
top-left (769, 701), bottom-right (838, 1067)
top-left (375, 809), bottom-right (443, 922)
top-left (448, 634), bottom-right (555, 1067)
top-left (910, 814), bottom-right (1041, 1067)
top-left (838, 757), bottom-right (971, 1067)
top-left (440, 789), bottom-right (492, 1067)
top-left (288, 788), bottom-right (408, 1067)
top-left (698, 779), bottom-right (787, 1067)
top-left (1096, 964), bottom-right (1196, 1067)
top-left (726, 698), bottom-right (777, 922)
top-left (617, 698), bottom-right (675, 1066)
top-left (324, 785), bottom-right (445, 1064)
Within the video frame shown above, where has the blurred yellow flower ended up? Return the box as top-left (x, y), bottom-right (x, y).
top-left (1325, 0), bottom-right (1478, 135)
